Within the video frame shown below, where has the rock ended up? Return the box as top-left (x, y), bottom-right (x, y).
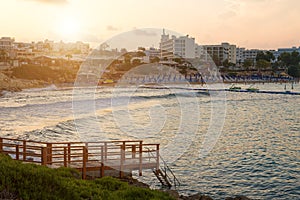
top-left (199, 195), bottom-right (214, 200)
top-left (0, 189), bottom-right (19, 200)
top-left (163, 190), bottom-right (180, 199)
top-left (225, 195), bottom-right (251, 200)
top-left (119, 176), bottom-right (150, 188)
top-left (179, 193), bottom-right (213, 200)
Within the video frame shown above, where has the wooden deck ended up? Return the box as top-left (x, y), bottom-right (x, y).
top-left (0, 137), bottom-right (160, 179)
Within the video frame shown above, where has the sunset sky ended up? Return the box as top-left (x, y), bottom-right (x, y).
top-left (1, 0), bottom-right (300, 49)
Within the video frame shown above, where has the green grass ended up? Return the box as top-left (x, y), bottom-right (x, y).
top-left (0, 154), bottom-right (174, 200)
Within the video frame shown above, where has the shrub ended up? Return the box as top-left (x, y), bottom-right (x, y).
top-left (0, 154), bottom-right (174, 200)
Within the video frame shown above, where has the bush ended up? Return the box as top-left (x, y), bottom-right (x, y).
top-left (0, 154), bottom-right (174, 200)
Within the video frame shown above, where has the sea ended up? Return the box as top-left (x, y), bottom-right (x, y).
top-left (0, 82), bottom-right (299, 199)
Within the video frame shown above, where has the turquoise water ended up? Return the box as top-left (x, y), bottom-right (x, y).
top-left (0, 83), bottom-right (299, 199)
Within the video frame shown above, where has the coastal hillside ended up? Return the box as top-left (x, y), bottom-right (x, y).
top-left (0, 65), bottom-right (79, 93)
top-left (0, 70), bottom-right (44, 92)
top-left (0, 153), bottom-right (173, 200)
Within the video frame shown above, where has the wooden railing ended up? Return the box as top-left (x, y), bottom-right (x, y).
top-left (0, 137), bottom-right (160, 179)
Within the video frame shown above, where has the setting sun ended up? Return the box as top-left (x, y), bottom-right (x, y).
top-left (56, 17), bottom-right (80, 39)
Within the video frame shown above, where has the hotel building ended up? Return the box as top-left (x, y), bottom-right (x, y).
top-left (202, 43), bottom-right (237, 64)
top-left (160, 30), bottom-right (196, 59)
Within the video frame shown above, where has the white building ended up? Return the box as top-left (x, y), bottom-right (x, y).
top-left (144, 47), bottom-right (160, 58)
top-left (48, 40), bottom-right (90, 54)
top-left (160, 30), bottom-right (196, 59)
top-left (272, 46), bottom-right (300, 61)
top-left (0, 37), bottom-right (14, 50)
top-left (202, 42), bottom-right (237, 64)
top-left (0, 37), bottom-right (16, 58)
top-left (236, 48), bottom-right (260, 65)
top-left (278, 46), bottom-right (300, 54)
top-left (195, 44), bottom-right (205, 58)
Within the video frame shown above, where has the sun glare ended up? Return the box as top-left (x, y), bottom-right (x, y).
top-left (57, 17), bottom-right (80, 39)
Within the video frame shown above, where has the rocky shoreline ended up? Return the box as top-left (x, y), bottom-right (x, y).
top-left (0, 71), bottom-right (48, 96)
top-left (0, 64), bottom-right (80, 96)
top-left (1, 176), bottom-right (252, 200)
top-left (119, 176), bottom-right (252, 200)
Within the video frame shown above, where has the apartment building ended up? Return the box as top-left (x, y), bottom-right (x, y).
top-left (236, 48), bottom-right (259, 64)
top-left (202, 43), bottom-right (237, 64)
top-left (160, 30), bottom-right (196, 59)
top-left (0, 37), bottom-right (14, 50)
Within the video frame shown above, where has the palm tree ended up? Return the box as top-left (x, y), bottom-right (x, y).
top-left (100, 42), bottom-right (109, 51)
top-left (65, 54), bottom-right (72, 61)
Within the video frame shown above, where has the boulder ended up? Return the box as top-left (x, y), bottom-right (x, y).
top-left (225, 195), bottom-right (251, 200)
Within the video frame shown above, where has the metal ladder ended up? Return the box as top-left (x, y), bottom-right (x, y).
top-left (146, 148), bottom-right (181, 188)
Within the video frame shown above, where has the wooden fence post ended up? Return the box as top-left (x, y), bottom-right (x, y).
top-left (0, 138), bottom-right (3, 153)
top-left (23, 140), bottom-right (27, 161)
top-left (41, 147), bottom-right (47, 165)
top-left (64, 147), bottom-right (67, 167)
top-left (132, 145), bottom-right (136, 159)
top-left (68, 143), bottom-right (71, 164)
top-left (16, 145), bottom-right (19, 160)
top-left (82, 146), bottom-right (87, 179)
top-left (100, 146), bottom-right (104, 177)
top-left (85, 143), bottom-right (89, 162)
top-left (104, 142), bottom-right (107, 161)
top-left (120, 142), bottom-right (125, 178)
top-left (156, 144), bottom-right (160, 170)
top-left (46, 143), bottom-right (52, 164)
top-left (139, 141), bottom-right (143, 176)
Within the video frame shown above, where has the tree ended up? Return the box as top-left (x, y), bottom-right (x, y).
top-left (100, 42), bottom-right (109, 51)
top-left (256, 51), bottom-right (275, 62)
top-left (173, 57), bottom-right (183, 64)
top-left (136, 51), bottom-right (146, 57)
top-left (243, 59), bottom-right (253, 70)
top-left (138, 47), bottom-right (146, 51)
top-left (256, 51), bottom-right (265, 61)
top-left (124, 53), bottom-right (131, 64)
top-left (150, 56), bottom-right (160, 63)
top-left (65, 54), bottom-right (72, 61)
top-left (264, 51), bottom-right (275, 62)
top-left (0, 50), bottom-right (7, 62)
top-left (256, 59), bottom-right (271, 71)
top-left (290, 51), bottom-right (300, 66)
top-left (278, 51), bottom-right (300, 67)
top-left (288, 65), bottom-right (300, 77)
top-left (132, 58), bottom-right (141, 65)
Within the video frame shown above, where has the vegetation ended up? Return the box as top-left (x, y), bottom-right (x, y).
top-left (0, 50), bottom-right (8, 62)
top-left (256, 51), bottom-right (275, 62)
top-left (254, 51), bottom-right (274, 72)
top-left (243, 50), bottom-right (300, 77)
top-left (6, 65), bottom-right (78, 83)
top-left (277, 51), bottom-right (300, 77)
top-left (256, 59), bottom-right (271, 71)
top-left (0, 153), bottom-right (173, 200)
top-left (243, 59), bottom-right (254, 70)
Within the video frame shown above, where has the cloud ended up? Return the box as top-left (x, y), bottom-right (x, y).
top-left (219, 11), bottom-right (237, 19)
top-left (219, 0), bottom-right (241, 19)
top-left (133, 29), bottom-right (157, 37)
top-left (25, 0), bottom-right (68, 4)
top-left (106, 25), bottom-right (119, 31)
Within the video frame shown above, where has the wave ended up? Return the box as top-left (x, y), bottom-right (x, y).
top-left (23, 84), bottom-right (58, 92)
top-left (0, 90), bottom-right (209, 110)
top-left (134, 91), bottom-right (209, 100)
